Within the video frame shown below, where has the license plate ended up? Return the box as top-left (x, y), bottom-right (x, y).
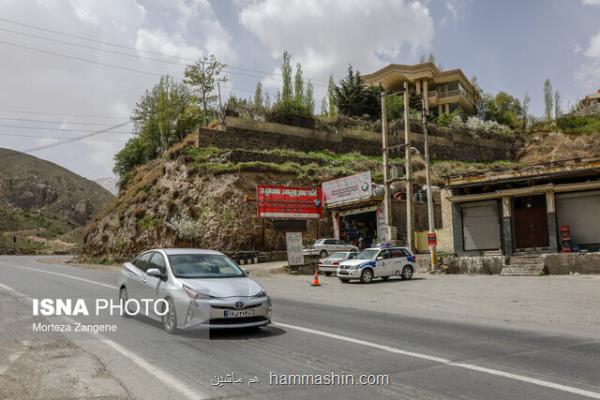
top-left (338, 270), bottom-right (348, 275)
top-left (224, 309), bottom-right (255, 318)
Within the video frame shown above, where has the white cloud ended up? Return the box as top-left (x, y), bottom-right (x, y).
top-left (239, 0), bottom-right (434, 106)
top-left (582, 0), bottom-right (600, 5)
top-left (0, 0), bottom-right (235, 179)
top-left (575, 32), bottom-right (600, 91)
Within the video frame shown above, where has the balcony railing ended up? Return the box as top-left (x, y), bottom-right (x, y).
top-left (427, 90), bottom-right (437, 98)
top-left (438, 89), bottom-right (460, 99)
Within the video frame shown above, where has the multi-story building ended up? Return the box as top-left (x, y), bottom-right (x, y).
top-left (573, 89), bottom-right (600, 116)
top-left (362, 62), bottom-right (478, 116)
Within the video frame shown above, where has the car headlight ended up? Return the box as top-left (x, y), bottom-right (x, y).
top-left (182, 284), bottom-right (214, 300)
top-left (350, 264), bottom-right (361, 269)
top-left (253, 289), bottom-right (267, 298)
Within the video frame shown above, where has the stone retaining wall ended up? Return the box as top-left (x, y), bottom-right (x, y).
top-left (543, 253), bottom-right (600, 274)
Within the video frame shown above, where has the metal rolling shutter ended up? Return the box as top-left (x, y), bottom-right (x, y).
top-left (461, 201), bottom-right (501, 251)
top-left (556, 191), bottom-right (600, 245)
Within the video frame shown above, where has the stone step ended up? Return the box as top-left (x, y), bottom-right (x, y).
top-left (501, 264), bottom-right (546, 276)
top-left (509, 256), bottom-right (544, 265)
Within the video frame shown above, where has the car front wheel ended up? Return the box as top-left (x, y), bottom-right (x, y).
top-left (360, 269), bottom-right (373, 284)
top-left (401, 266), bottom-right (413, 280)
top-left (162, 298), bottom-right (178, 334)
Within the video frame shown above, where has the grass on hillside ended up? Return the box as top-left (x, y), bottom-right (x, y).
top-left (556, 113), bottom-right (600, 135)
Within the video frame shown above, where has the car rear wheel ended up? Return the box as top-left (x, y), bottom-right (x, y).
top-left (119, 287), bottom-right (133, 318)
top-left (360, 268), bottom-right (374, 284)
top-left (401, 266), bottom-right (413, 280)
top-left (319, 250), bottom-right (328, 258)
top-left (162, 298), bottom-right (178, 334)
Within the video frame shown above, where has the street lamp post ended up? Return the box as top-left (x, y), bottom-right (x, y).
top-left (421, 97), bottom-right (438, 271)
top-left (381, 91), bottom-right (393, 242)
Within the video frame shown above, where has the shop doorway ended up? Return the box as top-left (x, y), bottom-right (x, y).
top-left (339, 210), bottom-right (377, 250)
top-left (513, 195), bottom-right (549, 249)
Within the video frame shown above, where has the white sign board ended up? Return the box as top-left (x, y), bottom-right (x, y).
top-left (322, 171), bottom-right (372, 206)
top-left (285, 232), bottom-right (304, 266)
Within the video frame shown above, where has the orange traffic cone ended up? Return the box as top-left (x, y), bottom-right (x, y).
top-left (311, 268), bottom-right (321, 286)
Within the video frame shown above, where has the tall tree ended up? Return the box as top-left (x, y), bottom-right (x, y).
top-left (294, 62), bottom-right (304, 103)
top-left (334, 65), bottom-right (380, 120)
top-left (304, 80), bottom-right (315, 114)
top-left (321, 96), bottom-right (328, 116)
top-left (522, 94), bottom-right (530, 129)
top-left (114, 75), bottom-right (198, 189)
top-left (281, 50), bottom-right (293, 104)
top-left (327, 74), bottom-right (337, 117)
top-left (183, 54), bottom-right (228, 126)
top-left (544, 79), bottom-right (553, 121)
top-left (554, 90), bottom-right (562, 119)
top-left (264, 92), bottom-right (271, 110)
top-left (254, 82), bottom-right (264, 109)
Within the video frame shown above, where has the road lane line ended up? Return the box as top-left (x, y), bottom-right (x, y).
top-left (274, 322), bottom-right (600, 399)
top-left (5, 258), bottom-right (600, 399)
top-left (0, 279), bottom-right (207, 400)
top-left (0, 261), bottom-right (118, 289)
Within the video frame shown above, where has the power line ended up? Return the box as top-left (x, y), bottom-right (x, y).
top-left (0, 26), bottom-right (326, 86)
top-left (0, 116), bottom-right (130, 126)
top-left (9, 120), bottom-right (133, 156)
top-left (0, 132), bottom-right (130, 142)
top-left (0, 108), bottom-right (130, 119)
top-left (0, 124), bottom-right (133, 134)
top-left (0, 17), bottom-right (322, 83)
top-left (0, 39), bottom-right (257, 95)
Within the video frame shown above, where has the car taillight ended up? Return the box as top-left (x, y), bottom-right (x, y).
top-left (332, 261), bottom-right (339, 266)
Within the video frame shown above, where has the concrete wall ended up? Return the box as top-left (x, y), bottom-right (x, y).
top-left (206, 117), bottom-right (517, 162)
top-left (544, 253), bottom-right (600, 274)
top-left (444, 255), bottom-right (506, 274)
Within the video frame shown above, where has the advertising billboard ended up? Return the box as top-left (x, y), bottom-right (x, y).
top-left (322, 171), bottom-right (372, 206)
top-left (257, 185), bottom-right (323, 219)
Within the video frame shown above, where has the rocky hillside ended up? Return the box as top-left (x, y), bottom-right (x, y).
top-left (0, 148), bottom-right (114, 254)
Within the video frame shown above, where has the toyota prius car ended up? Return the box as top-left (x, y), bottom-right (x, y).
top-left (118, 248), bottom-right (271, 333)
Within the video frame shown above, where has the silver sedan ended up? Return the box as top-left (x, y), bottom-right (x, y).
top-left (118, 248), bottom-right (271, 333)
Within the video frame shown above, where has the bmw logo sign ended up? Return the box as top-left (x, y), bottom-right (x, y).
top-left (361, 182), bottom-right (369, 191)
top-left (235, 301), bottom-right (245, 309)
top-left (314, 199), bottom-right (321, 208)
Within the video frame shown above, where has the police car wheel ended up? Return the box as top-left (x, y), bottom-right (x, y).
top-left (360, 269), bottom-right (373, 284)
top-left (401, 266), bottom-right (413, 280)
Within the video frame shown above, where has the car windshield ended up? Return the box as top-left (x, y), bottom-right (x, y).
top-left (167, 254), bottom-right (245, 279)
top-left (354, 249), bottom-right (379, 260)
top-left (315, 239), bottom-right (326, 245)
top-left (329, 252), bottom-right (347, 259)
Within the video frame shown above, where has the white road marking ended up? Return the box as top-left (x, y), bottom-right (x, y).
top-left (0, 280), bottom-right (206, 400)
top-left (3, 258), bottom-right (600, 399)
top-left (274, 322), bottom-right (600, 399)
top-left (0, 261), bottom-right (118, 289)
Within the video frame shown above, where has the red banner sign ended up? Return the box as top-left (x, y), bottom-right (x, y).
top-left (257, 185), bottom-right (323, 219)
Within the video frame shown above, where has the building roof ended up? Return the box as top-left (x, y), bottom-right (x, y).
top-left (362, 62), bottom-right (475, 93)
top-left (445, 157), bottom-right (600, 188)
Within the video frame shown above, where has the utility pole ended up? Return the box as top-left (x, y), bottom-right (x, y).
top-left (404, 82), bottom-right (414, 251)
top-left (381, 91), bottom-right (393, 242)
top-left (422, 96), bottom-right (438, 270)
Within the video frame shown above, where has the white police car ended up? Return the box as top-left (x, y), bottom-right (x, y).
top-left (337, 246), bottom-right (417, 284)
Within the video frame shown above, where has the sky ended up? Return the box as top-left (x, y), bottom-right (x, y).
top-left (0, 0), bottom-right (599, 180)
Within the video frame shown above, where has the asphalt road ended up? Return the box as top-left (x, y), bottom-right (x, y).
top-left (1, 255), bottom-right (599, 400)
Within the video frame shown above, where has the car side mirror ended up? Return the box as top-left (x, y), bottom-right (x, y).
top-left (242, 268), bottom-right (250, 275)
top-left (146, 268), bottom-right (162, 278)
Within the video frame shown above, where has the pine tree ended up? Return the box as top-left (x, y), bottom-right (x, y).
top-left (544, 79), bottom-right (553, 121)
top-left (281, 50), bottom-right (293, 104)
top-left (294, 63), bottom-right (304, 103)
top-left (321, 96), bottom-right (328, 116)
top-left (304, 80), bottom-right (315, 114)
top-left (327, 74), bottom-right (336, 117)
top-left (554, 90), bottom-right (562, 119)
top-left (254, 82), bottom-right (264, 109)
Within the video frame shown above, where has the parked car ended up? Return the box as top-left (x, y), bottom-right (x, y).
top-left (118, 248), bottom-right (271, 333)
top-left (337, 246), bottom-right (417, 284)
top-left (318, 251), bottom-right (358, 276)
top-left (303, 238), bottom-right (359, 258)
